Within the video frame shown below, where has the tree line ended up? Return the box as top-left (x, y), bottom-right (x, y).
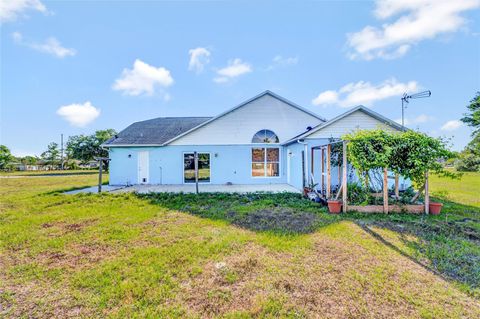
top-left (0, 129), bottom-right (116, 171)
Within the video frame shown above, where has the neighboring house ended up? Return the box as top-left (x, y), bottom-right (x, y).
top-left (103, 91), bottom-right (406, 191)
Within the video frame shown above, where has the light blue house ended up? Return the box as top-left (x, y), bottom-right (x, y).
top-left (104, 91), bottom-right (406, 192)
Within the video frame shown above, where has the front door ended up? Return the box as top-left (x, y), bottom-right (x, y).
top-left (138, 151), bottom-right (149, 184)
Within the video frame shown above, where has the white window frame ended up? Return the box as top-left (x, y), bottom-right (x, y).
top-left (251, 147), bottom-right (281, 178)
top-left (182, 152), bottom-right (212, 184)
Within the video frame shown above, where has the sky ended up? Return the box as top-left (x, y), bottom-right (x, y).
top-left (1, 0), bottom-right (479, 156)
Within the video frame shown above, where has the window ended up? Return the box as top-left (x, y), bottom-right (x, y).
top-left (184, 153), bottom-right (210, 183)
top-left (252, 147), bottom-right (279, 177)
top-left (252, 129), bottom-right (279, 143)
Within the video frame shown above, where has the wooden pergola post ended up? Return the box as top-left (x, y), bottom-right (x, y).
top-left (342, 141), bottom-right (347, 213)
top-left (383, 168), bottom-right (389, 213)
top-left (425, 171), bottom-right (429, 214)
top-left (326, 145), bottom-right (331, 198)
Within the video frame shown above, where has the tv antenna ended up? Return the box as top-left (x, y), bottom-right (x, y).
top-left (401, 90), bottom-right (431, 128)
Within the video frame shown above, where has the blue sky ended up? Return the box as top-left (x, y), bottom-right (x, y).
top-left (1, 0), bottom-right (479, 156)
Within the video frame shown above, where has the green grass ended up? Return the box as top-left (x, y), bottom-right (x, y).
top-left (430, 171), bottom-right (480, 207)
top-left (0, 172), bottom-right (479, 318)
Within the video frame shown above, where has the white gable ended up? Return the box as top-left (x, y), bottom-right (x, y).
top-left (170, 94), bottom-right (323, 145)
top-left (306, 109), bottom-right (399, 139)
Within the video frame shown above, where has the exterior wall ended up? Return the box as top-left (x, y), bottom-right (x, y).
top-left (170, 94), bottom-right (323, 145)
top-left (109, 144), bottom-right (289, 186)
top-left (307, 110), bottom-right (397, 139)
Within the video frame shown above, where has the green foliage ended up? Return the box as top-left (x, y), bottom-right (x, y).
top-left (66, 129), bottom-right (116, 168)
top-left (41, 142), bottom-right (60, 166)
top-left (19, 155), bottom-right (39, 165)
top-left (461, 91), bottom-right (480, 135)
top-left (344, 129), bottom-right (459, 187)
top-left (343, 130), bottom-right (394, 173)
top-left (456, 133), bottom-right (480, 172)
top-left (0, 145), bottom-right (14, 170)
top-left (346, 182), bottom-right (370, 205)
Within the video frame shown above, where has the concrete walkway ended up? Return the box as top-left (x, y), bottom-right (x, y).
top-left (112, 183), bottom-right (301, 194)
top-left (64, 185), bottom-right (125, 194)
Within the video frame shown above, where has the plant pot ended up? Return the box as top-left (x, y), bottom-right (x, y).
top-left (327, 200), bottom-right (342, 214)
top-left (429, 202), bottom-right (443, 215)
top-left (303, 187), bottom-right (312, 197)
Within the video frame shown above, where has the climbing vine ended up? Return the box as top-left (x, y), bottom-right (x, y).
top-left (343, 129), bottom-right (458, 189)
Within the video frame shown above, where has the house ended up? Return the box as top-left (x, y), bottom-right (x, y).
top-left (103, 91), bottom-right (406, 192)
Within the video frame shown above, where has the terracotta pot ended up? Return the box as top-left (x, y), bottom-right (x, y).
top-left (303, 187), bottom-right (312, 197)
top-left (429, 202), bottom-right (443, 215)
top-left (327, 200), bottom-right (342, 214)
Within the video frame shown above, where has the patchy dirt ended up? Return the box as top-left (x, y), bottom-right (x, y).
top-left (41, 219), bottom-right (98, 235)
top-left (176, 223), bottom-right (480, 318)
top-left (227, 208), bottom-right (321, 233)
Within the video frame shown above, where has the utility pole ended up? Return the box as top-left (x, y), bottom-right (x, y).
top-left (61, 133), bottom-right (64, 170)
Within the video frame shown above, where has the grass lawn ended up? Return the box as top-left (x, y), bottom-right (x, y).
top-left (0, 172), bottom-right (479, 318)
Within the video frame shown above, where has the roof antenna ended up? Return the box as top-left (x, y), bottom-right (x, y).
top-left (401, 90), bottom-right (431, 128)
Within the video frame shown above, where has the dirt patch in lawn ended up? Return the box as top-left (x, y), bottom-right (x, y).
top-left (227, 208), bottom-right (322, 234)
top-left (177, 222), bottom-right (480, 318)
top-left (36, 242), bottom-right (117, 270)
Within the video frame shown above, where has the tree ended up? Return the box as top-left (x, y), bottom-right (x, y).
top-left (455, 133), bottom-right (480, 172)
top-left (0, 145), bottom-right (14, 170)
top-left (20, 155), bottom-right (39, 165)
top-left (41, 142), bottom-right (60, 167)
top-left (461, 92), bottom-right (480, 135)
top-left (66, 129), bottom-right (116, 168)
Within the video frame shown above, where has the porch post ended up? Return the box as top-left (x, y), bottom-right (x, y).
top-left (394, 173), bottom-right (399, 198)
top-left (311, 148), bottom-right (314, 176)
top-left (342, 141), bottom-right (347, 213)
top-left (425, 171), bottom-right (429, 214)
top-left (194, 151), bottom-right (199, 194)
top-left (383, 168), bottom-right (389, 213)
top-left (327, 144), bottom-right (331, 198)
top-left (321, 148), bottom-right (325, 193)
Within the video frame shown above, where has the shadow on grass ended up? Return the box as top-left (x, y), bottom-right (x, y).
top-left (350, 198), bottom-right (480, 295)
top-left (137, 192), bottom-right (480, 293)
top-left (137, 192), bottom-right (338, 235)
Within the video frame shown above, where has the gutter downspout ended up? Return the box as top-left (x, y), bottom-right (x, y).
top-left (297, 139), bottom-right (309, 188)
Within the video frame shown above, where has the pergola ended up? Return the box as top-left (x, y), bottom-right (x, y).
top-left (310, 139), bottom-right (430, 214)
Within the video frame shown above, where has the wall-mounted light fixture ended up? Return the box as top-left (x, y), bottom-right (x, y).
top-left (128, 154), bottom-right (132, 158)
top-left (214, 153), bottom-right (218, 157)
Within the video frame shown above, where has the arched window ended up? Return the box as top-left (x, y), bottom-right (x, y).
top-left (251, 129), bottom-right (279, 144)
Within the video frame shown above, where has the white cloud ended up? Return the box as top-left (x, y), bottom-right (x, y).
top-left (394, 114), bottom-right (434, 125)
top-left (113, 59), bottom-right (174, 96)
top-left (267, 55), bottom-right (299, 69)
top-left (441, 120), bottom-right (463, 131)
top-left (12, 32), bottom-right (76, 58)
top-left (0, 0), bottom-right (47, 23)
top-left (347, 0), bottom-right (480, 60)
top-left (312, 90), bottom-right (339, 106)
top-left (312, 78), bottom-right (419, 107)
top-left (214, 58), bottom-right (252, 83)
top-left (188, 47), bottom-right (211, 73)
top-left (56, 102), bottom-right (100, 127)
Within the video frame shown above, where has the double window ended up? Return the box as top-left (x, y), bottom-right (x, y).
top-left (251, 129), bottom-right (280, 177)
top-left (252, 148), bottom-right (279, 177)
top-left (184, 153), bottom-right (210, 183)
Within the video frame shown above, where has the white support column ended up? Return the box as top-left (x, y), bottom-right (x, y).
top-left (342, 141), bottom-right (347, 213)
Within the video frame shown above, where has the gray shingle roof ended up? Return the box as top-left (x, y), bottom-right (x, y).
top-left (103, 117), bottom-right (212, 146)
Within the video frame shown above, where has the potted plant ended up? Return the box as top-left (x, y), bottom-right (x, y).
top-left (327, 199), bottom-right (342, 214)
top-left (429, 202), bottom-right (443, 215)
top-left (304, 181), bottom-right (318, 197)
